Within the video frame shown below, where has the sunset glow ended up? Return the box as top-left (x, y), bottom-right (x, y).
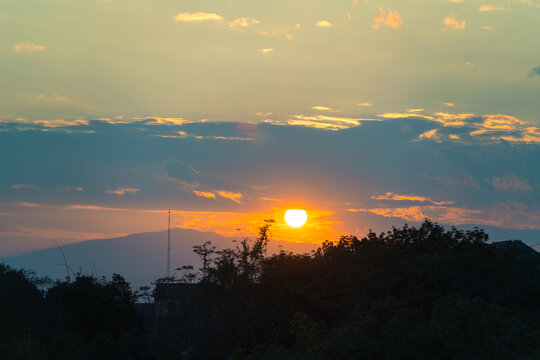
top-left (284, 210), bottom-right (308, 228)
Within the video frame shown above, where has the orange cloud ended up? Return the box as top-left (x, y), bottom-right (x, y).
top-left (442, 14), bottom-right (466, 30)
top-left (217, 191), bottom-right (243, 204)
top-left (193, 190), bottom-right (216, 199)
top-left (479, 5), bottom-right (504, 11)
top-left (373, 8), bottom-right (403, 30)
top-left (14, 41), bottom-right (46, 52)
top-left (106, 187), bottom-right (139, 196)
top-left (312, 106), bottom-right (340, 112)
top-left (33, 119), bottom-right (89, 128)
top-left (174, 12), bottom-right (223, 22)
top-left (229, 17), bottom-right (259, 28)
top-left (372, 192), bottom-right (454, 205)
top-left (316, 20), bottom-right (333, 27)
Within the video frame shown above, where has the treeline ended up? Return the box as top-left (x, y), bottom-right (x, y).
top-left (2, 220), bottom-right (540, 359)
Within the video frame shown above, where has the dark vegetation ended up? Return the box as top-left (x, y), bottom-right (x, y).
top-left (1, 220), bottom-right (540, 359)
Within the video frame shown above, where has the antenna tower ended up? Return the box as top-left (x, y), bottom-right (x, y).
top-left (167, 209), bottom-right (171, 278)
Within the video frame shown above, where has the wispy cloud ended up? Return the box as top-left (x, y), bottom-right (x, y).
top-left (357, 102), bottom-right (374, 107)
top-left (229, 17), bottom-right (259, 28)
top-left (479, 5), bottom-right (505, 11)
top-left (373, 8), bottom-right (403, 30)
top-left (14, 41), bottom-right (46, 52)
top-left (106, 187), bottom-right (139, 196)
top-left (12, 184), bottom-right (38, 190)
top-left (442, 14), bottom-right (466, 30)
top-left (259, 48), bottom-right (274, 54)
top-left (490, 175), bottom-right (532, 192)
top-left (174, 12), bottom-right (223, 22)
top-left (312, 106), bottom-right (340, 112)
top-left (371, 192), bottom-right (454, 205)
top-left (37, 94), bottom-right (69, 101)
top-left (274, 114), bottom-right (378, 130)
top-left (33, 119), bottom-right (89, 128)
top-left (217, 191), bottom-right (243, 204)
top-left (193, 190), bottom-right (216, 199)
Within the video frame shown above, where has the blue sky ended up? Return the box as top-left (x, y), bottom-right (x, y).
top-left (1, 0), bottom-right (539, 254)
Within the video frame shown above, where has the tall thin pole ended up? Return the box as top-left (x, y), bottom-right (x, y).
top-left (167, 209), bottom-right (171, 278)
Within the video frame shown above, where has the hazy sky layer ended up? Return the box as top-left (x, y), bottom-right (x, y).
top-left (1, 0), bottom-right (540, 255)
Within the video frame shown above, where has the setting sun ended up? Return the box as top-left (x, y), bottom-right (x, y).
top-left (284, 209), bottom-right (308, 228)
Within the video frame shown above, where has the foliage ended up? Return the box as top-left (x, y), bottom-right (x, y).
top-left (2, 219), bottom-right (540, 359)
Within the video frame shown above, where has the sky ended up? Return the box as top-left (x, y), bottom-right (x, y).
top-left (1, 0), bottom-right (540, 255)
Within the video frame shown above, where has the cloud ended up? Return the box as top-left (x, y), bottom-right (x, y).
top-left (371, 192), bottom-right (454, 205)
top-left (193, 190), bottom-right (216, 199)
top-left (451, 0), bottom-right (464, 2)
top-left (14, 41), bottom-right (46, 52)
top-left (260, 48), bottom-right (274, 54)
top-left (276, 114), bottom-right (378, 130)
top-left (479, 5), bottom-right (505, 11)
top-left (229, 17), bottom-right (259, 28)
top-left (259, 197), bottom-right (282, 202)
top-left (312, 106), bottom-right (340, 112)
top-left (316, 20), bottom-right (333, 27)
top-left (373, 8), bottom-right (403, 30)
top-left (12, 184), bottom-right (38, 190)
top-left (490, 175), bottom-right (532, 192)
top-left (482, 26), bottom-right (494, 30)
top-left (443, 102), bottom-right (455, 107)
top-left (357, 102), bottom-right (374, 107)
top-left (217, 191), bottom-right (242, 204)
top-left (37, 94), bottom-right (69, 101)
top-left (33, 119), bottom-right (89, 128)
top-left (529, 66), bottom-right (540, 77)
top-left (106, 187), bottom-right (139, 196)
top-left (442, 14), bottom-right (466, 30)
top-left (143, 117), bottom-right (192, 125)
top-left (174, 12), bottom-right (223, 22)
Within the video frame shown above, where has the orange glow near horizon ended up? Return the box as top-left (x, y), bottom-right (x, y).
top-left (284, 209), bottom-right (308, 227)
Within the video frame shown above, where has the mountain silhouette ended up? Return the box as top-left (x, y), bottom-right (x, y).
top-left (1, 228), bottom-right (317, 289)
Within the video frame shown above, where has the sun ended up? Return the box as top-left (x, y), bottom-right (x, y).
top-left (284, 209), bottom-right (308, 228)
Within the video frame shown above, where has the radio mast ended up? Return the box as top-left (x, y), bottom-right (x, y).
top-left (166, 209), bottom-right (171, 278)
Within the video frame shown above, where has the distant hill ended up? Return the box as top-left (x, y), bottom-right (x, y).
top-left (0, 228), bottom-right (317, 289)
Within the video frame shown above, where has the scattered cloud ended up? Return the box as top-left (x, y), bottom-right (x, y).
top-left (443, 102), bottom-right (455, 107)
top-left (143, 117), bottom-right (192, 125)
top-left (278, 114), bottom-right (378, 130)
top-left (106, 187), bottom-right (139, 196)
top-left (442, 14), bottom-right (466, 30)
top-left (260, 48), bottom-right (274, 54)
top-left (259, 197), bottom-right (283, 202)
top-left (451, 0), bottom-right (464, 2)
top-left (14, 41), bottom-right (46, 52)
top-left (12, 184), bottom-right (38, 190)
top-left (33, 119), bottom-right (89, 128)
top-left (357, 102), bottom-right (374, 107)
top-left (37, 94), bottom-right (69, 101)
top-left (316, 20), bottom-right (333, 27)
top-left (479, 5), bottom-right (505, 11)
top-left (193, 190), bottom-right (216, 199)
top-left (372, 192), bottom-right (454, 205)
top-left (217, 191), bottom-right (242, 204)
top-left (312, 106), bottom-right (340, 112)
top-left (256, 112), bottom-right (272, 116)
top-left (490, 175), bottom-right (532, 192)
top-left (229, 17), bottom-right (259, 28)
top-left (373, 8), bottom-right (403, 30)
top-left (174, 12), bottom-right (223, 22)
